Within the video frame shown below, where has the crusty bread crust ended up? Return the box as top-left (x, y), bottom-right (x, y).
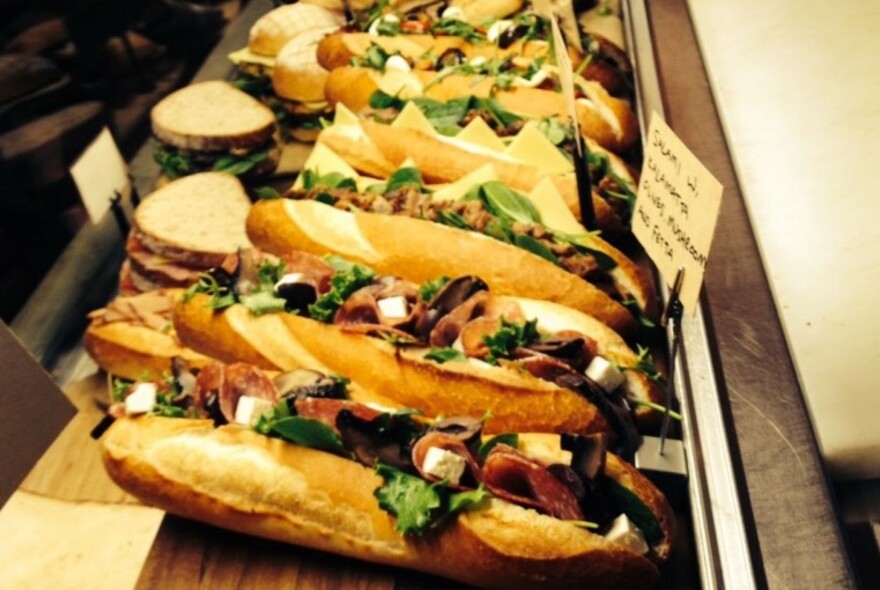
top-left (323, 67), bottom-right (638, 153)
top-left (246, 199), bottom-right (637, 336)
top-left (175, 293), bottom-right (608, 435)
top-left (151, 81), bottom-right (277, 151)
top-left (133, 172), bottom-right (253, 268)
top-left (100, 415), bottom-right (662, 589)
top-left (319, 120), bottom-right (626, 236)
top-left (249, 3), bottom-right (344, 57)
top-left (316, 33), bottom-right (557, 72)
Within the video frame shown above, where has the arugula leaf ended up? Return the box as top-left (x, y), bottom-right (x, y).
top-left (483, 318), bottom-right (541, 364)
top-left (213, 150), bottom-right (269, 176)
top-left (537, 118), bottom-right (573, 146)
top-left (111, 377), bottom-right (132, 403)
top-left (239, 290), bottom-right (288, 316)
top-left (621, 299), bottom-right (656, 329)
top-left (618, 345), bottom-right (667, 386)
top-left (605, 479), bottom-right (663, 544)
top-left (483, 217), bottom-right (515, 244)
top-left (419, 276), bottom-right (450, 302)
top-left (374, 464), bottom-right (490, 535)
top-left (154, 146), bottom-right (194, 180)
top-left (478, 433), bottom-right (518, 462)
top-left (307, 263), bottom-right (376, 322)
top-left (352, 43), bottom-right (391, 71)
top-left (514, 234), bottom-right (561, 265)
top-left (424, 347), bottom-right (466, 364)
top-left (429, 18), bottom-right (484, 43)
top-left (185, 272), bottom-right (237, 310)
top-left (152, 392), bottom-right (188, 418)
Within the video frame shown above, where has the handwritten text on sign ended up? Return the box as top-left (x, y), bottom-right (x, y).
top-left (633, 113), bottom-right (723, 313)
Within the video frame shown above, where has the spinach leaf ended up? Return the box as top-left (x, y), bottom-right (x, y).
top-left (424, 347), bottom-right (467, 364)
top-left (374, 463), bottom-right (490, 536)
top-left (369, 90), bottom-right (406, 110)
top-left (213, 150), bottom-right (269, 176)
top-left (483, 318), bottom-right (541, 364)
top-left (478, 433), bottom-right (519, 462)
top-left (605, 479), bottom-right (663, 544)
top-left (478, 181), bottom-right (541, 224)
top-left (435, 210), bottom-right (473, 231)
top-left (154, 146), bottom-right (194, 179)
top-left (514, 234), bottom-right (561, 265)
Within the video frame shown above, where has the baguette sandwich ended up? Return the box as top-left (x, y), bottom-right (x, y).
top-left (173, 248), bottom-right (667, 449)
top-left (100, 358), bottom-right (675, 590)
top-left (323, 51), bottom-right (638, 154)
top-left (119, 172), bottom-right (253, 294)
top-left (85, 289), bottom-right (210, 381)
top-left (317, 101), bottom-right (640, 235)
top-left (246, 157), bottom-right (653, 335)
top-left (151, 81), bottom-right (281, 180)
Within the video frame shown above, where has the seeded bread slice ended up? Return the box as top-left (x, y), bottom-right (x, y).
top-left (151, 81), bottom-right (277, 152)
top-left (133, 172), bottom-right (253, 268)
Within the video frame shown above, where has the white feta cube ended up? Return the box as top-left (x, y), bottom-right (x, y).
top-left (585, 356), bottom-right (625, 393)
top-left (377, 295), bottom-right (409, 319)
top-left (234, 395), bottom-right (275, 427)
top-left (385, 55), bottom-right (411, 73)
top-left (274, 272), bottom-right (304, 292)
top-left (422, 447), bottom-right (467, 484)
top-left (441, 6), bottom-right (465, 21)
top-left (125, 382), bottom-right (158, 415)
top-left (486, 19), bottom-right (513, 43)
top-left (605, 514), bottom-right (649, 555)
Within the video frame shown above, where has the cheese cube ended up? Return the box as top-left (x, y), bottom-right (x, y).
top-left (274, 272), bottom-right (304, 292)
top-left (605, 514), bottom-right (649, 555)
top-left (125, 383), bottom-right (158, 415)
top-left (377, 295), bottom-right (409, 319)
top-left (585, 356), bottom-right (625, 393)
top-left (441, 6), bottom-right (465, 20)
top-left (385, 55), bottom-right (411, 73)
top-left (234, 395), bottom-right (275, 427)
top-left (487, 20), bottom-right (512, 43)
top-left (422, 447), bottom-right (467, 485)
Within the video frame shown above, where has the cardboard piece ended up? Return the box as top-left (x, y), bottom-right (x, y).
top-left (633, 113), bottom-right (723, 312)
top-left (0, 321), bottom-right (76, 506)
top-left (70, 127), bottom-right (131, 224)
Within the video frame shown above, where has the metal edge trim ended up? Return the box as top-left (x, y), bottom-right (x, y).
top-left (623, 1), bottom-right (758, 588)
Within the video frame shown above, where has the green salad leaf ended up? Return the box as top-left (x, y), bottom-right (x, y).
top-left (424, 347), bottom-right (467, 364)
top-left (213, 150), bottom-right (269, 176)
top-left (307, 263), bottom-right (376, 322)
top-left (483, 318), bottom-right (541, 364)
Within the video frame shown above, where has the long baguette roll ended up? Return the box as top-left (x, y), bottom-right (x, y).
top-left (174, 283), bottom-right (665, 433)
top-left (175, 293), bottom-right (608, 436)
top-left (85, 289), bottom-right (211, 381)
top-left (318, 119), bottom-right (635, 237)
top-left (323, 65), bottom-right (638, 153)
top-left (316, 32), bottom-right (564, 72)
top-left (246, 199), bottom-right (649, 336)
top-left (100, 415), bottom-right (666, 589)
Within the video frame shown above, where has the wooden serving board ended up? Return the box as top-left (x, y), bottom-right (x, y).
top-left (0, 373), bottom-right (473, 589)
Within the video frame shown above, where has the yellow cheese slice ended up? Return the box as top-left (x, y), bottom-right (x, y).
top-left (455, 117), bottom-right (506, 153)
top-left (431, 164), bottom-right (498, 202)
top-left (333, 102), bottom-right (360, 127)
top-left (390, 101), bottom-right (437, 135)
top-left (228, 47), bottom-right (276, 68)
top-left (527, 176), bottom-right (585, 235)
top-left (292, 142), bottom-right (361, 190)
top-left (505, 121), bottom-right (574, 175)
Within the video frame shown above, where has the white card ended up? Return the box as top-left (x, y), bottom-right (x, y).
top-left (70, 127), bottom-right (131, 224)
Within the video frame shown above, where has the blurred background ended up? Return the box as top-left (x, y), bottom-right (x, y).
top-left (0, 0), bottom-right (243, 323)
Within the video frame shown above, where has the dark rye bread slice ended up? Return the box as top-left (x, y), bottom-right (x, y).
top-left (133, 172), bottom-right (253, 268)
top-left (151, 81), bottom-right (277, 152)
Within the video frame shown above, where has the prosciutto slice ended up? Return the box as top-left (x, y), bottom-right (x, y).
top-left (482, 445), bottom-right (585, 521)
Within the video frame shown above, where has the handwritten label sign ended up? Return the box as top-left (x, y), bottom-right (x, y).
top-left (70, 127), bottom-right (130, 224)
top-left (633, 113), bottom-right (723, 313)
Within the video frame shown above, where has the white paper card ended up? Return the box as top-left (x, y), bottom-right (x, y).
top-left (633, 113), bottom-right (723, 313)
top-left (70, 127), bottom-right (130, 224)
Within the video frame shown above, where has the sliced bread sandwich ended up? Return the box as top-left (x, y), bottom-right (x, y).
top-left (120, 172), bottom-right (253, 295)
top-left (151, 81), bottom-right (281, 180)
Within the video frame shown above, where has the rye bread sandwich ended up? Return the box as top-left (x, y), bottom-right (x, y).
top-left (151, 81), bottom-right (281, 180)
top-left (120, 172), bottom-right (253, 295)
